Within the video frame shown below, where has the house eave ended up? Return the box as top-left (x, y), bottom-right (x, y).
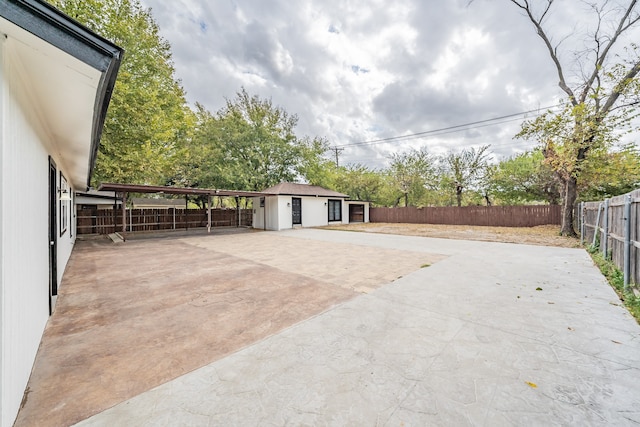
top-left (2, 0), bottom-right (123, 189)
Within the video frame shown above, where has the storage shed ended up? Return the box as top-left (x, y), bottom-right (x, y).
top-left (252, 183), bottom-right (369, 231)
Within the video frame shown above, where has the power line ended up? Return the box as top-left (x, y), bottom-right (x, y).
top-left (335, 103), bottom-right (562, 149)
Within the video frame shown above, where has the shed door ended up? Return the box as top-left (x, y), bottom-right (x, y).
top-left (349, 204), bottom-right (365, 223)
top-left (292, 197), bottom-right (302, 225)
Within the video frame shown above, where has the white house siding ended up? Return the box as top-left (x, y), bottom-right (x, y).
top-left (302, 197), bottom-right (327, 227)
top-left (253, 195), bottom-right (353, 230)
top-left (252, 196), bottom-right (281, 230)
top-left (274, 196), bottom-right (292, 230)
top-left (0, 37), bottom-right (77, 427)
top-left (346, 201), bottom-right (370, 223)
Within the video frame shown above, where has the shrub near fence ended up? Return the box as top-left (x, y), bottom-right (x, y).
top-left (581, 188), bottom-right (640, 288)
top-left (370, 205), bottom-right (561, 227)
top-left (77, 208), bottom-right (253, 235)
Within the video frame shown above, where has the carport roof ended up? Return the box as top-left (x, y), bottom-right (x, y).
top-left (98, 183), bottom-right (267, 198)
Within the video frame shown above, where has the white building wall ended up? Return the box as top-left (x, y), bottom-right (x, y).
top-left (302, 197), bottom-right (329, 227)
top-left (341, 199), bottom-right (349, 224)
top-left (276, 196), bottom-right (292, 230)
top-left (0, 38), bottom-right (77, 427)
top-left (346, 201), bottom-right (370, 223)
top-left (252, 196), bottom-right (281, 231)
top-left (254, 195), bottom-right (355, 230)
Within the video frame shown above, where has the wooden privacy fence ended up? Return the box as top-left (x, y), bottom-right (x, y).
top-left (77, 208), bottom-right (253, 235)
top-left (580, 188), bottom-right (640, 288)
top-left (370, 205), bottom-right (561, 227)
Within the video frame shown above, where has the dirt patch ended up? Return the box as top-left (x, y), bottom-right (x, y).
top-left (323, 223), bottom-right (581, 248)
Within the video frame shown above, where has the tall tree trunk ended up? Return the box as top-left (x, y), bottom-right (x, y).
top-left (455, 183), bottom-right (463, 207)
top-left (560, 176), bottom-right (578, 237)
top-left (404, 192), bottom-right (409, 207)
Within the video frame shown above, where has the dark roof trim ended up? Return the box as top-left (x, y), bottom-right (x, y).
top-left (75, 191), bottom-right (120, 201)
top-left (2, 0), bottom-right (123, 188)
top-left (266, 192), bottom-right (348, 198)
top-left (261, 182), bottom-right (349, 198)
top-left (98, 183), bottom-right (268, 198)
top-left (3, 0), bottom-right (123, 70)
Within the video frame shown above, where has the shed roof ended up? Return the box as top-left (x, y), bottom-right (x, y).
top-left (262, 182), bottom-right (348, 198)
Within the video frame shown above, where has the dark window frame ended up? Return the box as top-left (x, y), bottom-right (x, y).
top-left (328, 199), bottom-right (342, 222)
top-left (59, 172), bottom-right (68, 237)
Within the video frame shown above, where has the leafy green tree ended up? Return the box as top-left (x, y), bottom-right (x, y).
top-left (441, 145), bottom-right (491, 206)
top-left (334, 164), bottom-right (385, 203)
top-left (509, 0), bottom-right (640, 236)
top-left (490, 150), bottom-right (560, 205)
top-left (387, 148), bottom-right (436, 207)
top-left (180, 89), bottom-right (328, 192)
top-left (298, 139), bottom-right (338, 189)
top-left (579, 143), bottom-right (640, 200)
top-left (49, 0), bottom-right (194, 186)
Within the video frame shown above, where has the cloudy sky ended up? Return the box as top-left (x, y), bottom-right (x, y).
top-left (139, 0), bottom-right (639, 168)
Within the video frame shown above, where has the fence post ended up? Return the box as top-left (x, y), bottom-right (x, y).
top-left (580, 202), bottom-right (585, 246)
top-left (623, 194), bottom-right (632, 292)
top-left (592, 203), bottom-right (602, 247)
top-left (602, 199), bottom-right (609, 257)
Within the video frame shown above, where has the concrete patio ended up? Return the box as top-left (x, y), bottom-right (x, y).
top-left (15, 228), bottom-right (640, 426)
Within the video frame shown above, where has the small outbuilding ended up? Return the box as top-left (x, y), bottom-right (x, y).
top-left (252, 182), bottom-right (369, 231)
top-left (75, 190), bottom-right (122, 210)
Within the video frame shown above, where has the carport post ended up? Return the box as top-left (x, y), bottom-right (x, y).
top-left (121, 191), bottom-right (127, 241)
top-left (207, 194), bottom-right (212, 233)
top-left (236, 196), bottom-right (240, 227)
top-left (185, 195), bottom-right (188, 230)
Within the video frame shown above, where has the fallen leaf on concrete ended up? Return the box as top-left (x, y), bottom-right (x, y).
top-left (611, 340), bottom-right (622, 344)
top-left (525, 381), bottom-right (537, 388)
top-left (568, 327), bottom-right (574, 331)
top-left (536, 287), bottom-right (543, 291)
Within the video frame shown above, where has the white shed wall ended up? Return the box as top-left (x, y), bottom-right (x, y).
top-left (302, 197), bottom-right (329, 227)
top-left (346, 201), bottom-right (370, 223)
top-left (1, 38), bottom-right (77, 427)
top-left (276, 196), bottom-right (292, 230)
top-left (252, 196), bottom-right (281, 231)
top-left (253, 195), bottom-right (353, 230)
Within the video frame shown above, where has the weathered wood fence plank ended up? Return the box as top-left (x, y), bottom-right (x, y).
top-left (580, 189), bottom-right (640, 288)
top-left (370, 205), bottom-right (561, 227)
top-left (77, 208), bottom-right (253, 235)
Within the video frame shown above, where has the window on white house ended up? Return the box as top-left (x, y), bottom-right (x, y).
top-left (328, 199), bottom-right (342, 221)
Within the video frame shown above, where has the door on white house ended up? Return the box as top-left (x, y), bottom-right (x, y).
top-left (292, 197), bottom-right (302, 225)
top-left (48, 157), bottom-right (58, 314)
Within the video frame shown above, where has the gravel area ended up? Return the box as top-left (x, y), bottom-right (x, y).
top-left (323, 223), bottom-right (581, 248)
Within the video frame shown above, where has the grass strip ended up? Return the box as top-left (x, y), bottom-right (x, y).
top-left (588, 245), bottom-right (640, 324)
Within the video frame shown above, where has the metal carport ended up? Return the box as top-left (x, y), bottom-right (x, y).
top-left (98, 183), bottom-right (267, 240)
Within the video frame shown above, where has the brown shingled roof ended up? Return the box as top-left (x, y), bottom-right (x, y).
top-left (262, 182), bottom-right (348, 198)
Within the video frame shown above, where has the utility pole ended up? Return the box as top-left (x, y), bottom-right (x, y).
top-left (330, 146), bottom-right (344, 167)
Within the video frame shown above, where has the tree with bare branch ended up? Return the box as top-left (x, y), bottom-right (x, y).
top-left (509, 0), bottom-right (640, 236)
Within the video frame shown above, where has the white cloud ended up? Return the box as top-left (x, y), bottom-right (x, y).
top-left (141, 0), bottom-right (640, 168)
